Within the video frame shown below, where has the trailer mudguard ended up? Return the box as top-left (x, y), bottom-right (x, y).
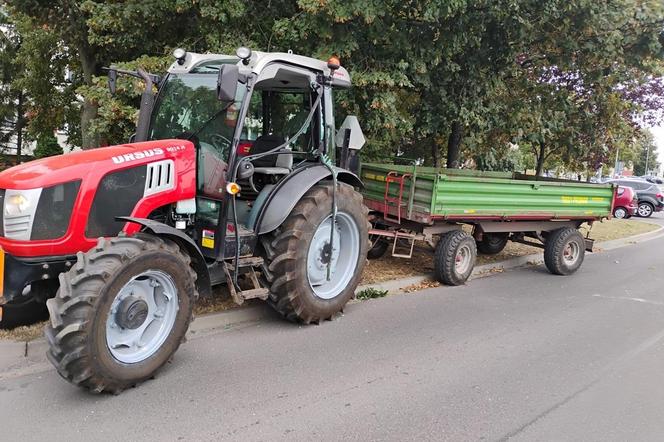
top-left (117, 216), bottom-right (212, 297)
top-left (254, 164), bottom-right (363, 235)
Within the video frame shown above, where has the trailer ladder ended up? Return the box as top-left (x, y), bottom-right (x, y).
top-left (383, 171), bottom-right (412, 224)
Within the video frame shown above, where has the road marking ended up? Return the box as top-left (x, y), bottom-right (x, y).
top-left (592, 294), bottom-right (664, 306)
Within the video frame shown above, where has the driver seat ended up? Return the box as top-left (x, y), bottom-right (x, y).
top-left (251, 134), bottom-right (292, 175)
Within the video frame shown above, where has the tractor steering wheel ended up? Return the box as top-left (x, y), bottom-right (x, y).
top-left (209, 133), bottom-right (232, 153)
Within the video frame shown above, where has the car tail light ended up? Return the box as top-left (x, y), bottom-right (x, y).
top-left (657, 193), bottom-right (663, 201)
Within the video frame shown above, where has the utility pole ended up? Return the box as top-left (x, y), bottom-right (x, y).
top-left (645, 143), bottom-right (650, 176)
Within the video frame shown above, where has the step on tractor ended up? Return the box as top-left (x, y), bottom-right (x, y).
top-left (0, 48), bottom-right (370, 393)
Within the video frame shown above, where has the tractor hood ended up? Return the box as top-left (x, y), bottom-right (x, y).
top-left (0, 140), bottom-right (192, 190)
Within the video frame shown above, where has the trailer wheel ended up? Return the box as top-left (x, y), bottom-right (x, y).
top-left (44, 234), bottom-right (197, 394)
top-left (543, 227), bottom-right (585, 275)
top-left (262, 182), bottom-right (369, 324)
top-left (477, 233), bottom-right (509, 255)
top-left (434, 230), bottom-right (477, 286)
top-left (367, 238), bottom-right (389, 260)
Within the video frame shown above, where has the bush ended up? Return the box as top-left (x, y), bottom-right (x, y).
top-left (33, 134), bottom-right (63, 159)
top-left (356, 287), bottom-right (389, 301)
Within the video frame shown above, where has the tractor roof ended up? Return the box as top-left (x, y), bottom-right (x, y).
top-left (167, 50), bottom-right (351, 88)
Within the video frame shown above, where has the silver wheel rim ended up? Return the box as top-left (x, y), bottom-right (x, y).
top-left (307, 212), bottom-right (360, 300)
top-left (563, 241), bottom-right (580, 264)
top-left (106, 270), bottom-right (179, 364)
top-left (455, 244), bottom-right (472, 274)
top-left (638, 204), bottom-right (652, 217)
top-left (614, 208), bottom-right (626, 219)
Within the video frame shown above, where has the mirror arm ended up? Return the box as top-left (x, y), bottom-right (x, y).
top-left (102, 66), bottom-right (162, 90)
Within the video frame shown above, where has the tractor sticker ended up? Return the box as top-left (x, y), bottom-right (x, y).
top-left (111, 148), bottom-right (165, 164)
top-left (166, 144), bottom-right (187, 153)
top-left (202, 229), bottom-right (215, 249)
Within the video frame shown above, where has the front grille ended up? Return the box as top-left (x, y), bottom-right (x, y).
top-left (31, 180), bottom-right (81, 240)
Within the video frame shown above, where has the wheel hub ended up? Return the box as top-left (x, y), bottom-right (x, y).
top-left (307, 212), bottom-right (360, 300)
top-left (319, 243), bottom-right (332, 264)
top-left (105, 270), bottom-right (180, 364)
top-left (116, 296), bottom-right (149, 330)
top-left (563, 242), bottom-right (579, 262)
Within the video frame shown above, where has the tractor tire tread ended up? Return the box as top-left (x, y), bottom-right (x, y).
top-left (262, 182), bottom-right (369, 324)
top-left (44, 234), bottom-right (198, 394)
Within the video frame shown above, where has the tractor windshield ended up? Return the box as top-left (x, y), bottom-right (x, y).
top-left (149, 72), bottom-right (244, 156)
top-left (150, 72), bottom-right (244, 199)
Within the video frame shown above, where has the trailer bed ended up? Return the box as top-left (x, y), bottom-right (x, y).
top-left (360, 163), bottom-right (614, 224)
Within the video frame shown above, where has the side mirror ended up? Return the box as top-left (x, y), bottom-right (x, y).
top-left (108, 68), bottom-right (118, 95)
top-left (335, 116), bottom-right (366, 150)
top-left (217, 64), bottom-right (239, 101)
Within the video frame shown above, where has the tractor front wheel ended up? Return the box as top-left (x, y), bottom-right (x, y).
top-left (262, 182), bottom-right (369, 323)
top-left (45, 234), bottom-right (197, 394)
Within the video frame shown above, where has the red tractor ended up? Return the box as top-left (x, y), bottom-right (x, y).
top-left (0, 48), bottom-right (369, 393)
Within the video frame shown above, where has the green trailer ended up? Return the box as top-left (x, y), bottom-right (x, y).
top-left (360, 163), bottom-right (616, 285)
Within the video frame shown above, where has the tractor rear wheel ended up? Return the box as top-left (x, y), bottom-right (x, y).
top-left (45, 234), bottom-right (197, 394)
top-left (262, 182), bottom-right (369, 323)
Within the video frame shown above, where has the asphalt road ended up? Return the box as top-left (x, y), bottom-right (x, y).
top-left (2, 215), bottom-right (664, 441)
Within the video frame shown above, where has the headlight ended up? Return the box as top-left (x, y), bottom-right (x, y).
top-left (5, 194), bottom-right (31, 215)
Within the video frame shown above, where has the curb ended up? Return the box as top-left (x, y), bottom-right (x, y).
top-left (2, 223), bottom-right (662, 375)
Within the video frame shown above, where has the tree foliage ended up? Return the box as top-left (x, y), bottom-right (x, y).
top-left (33, 133), bottom-right (63, 158)
top-left (0, 0), bottom-right (662, 175)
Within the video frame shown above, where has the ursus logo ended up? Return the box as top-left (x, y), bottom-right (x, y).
top-left (111, 148), bottom-right (165, 164)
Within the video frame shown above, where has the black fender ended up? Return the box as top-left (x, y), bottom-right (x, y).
top-left (117, 217), bottom-right (211, 298)
top-left (254, 164), bottom-right (363, 235)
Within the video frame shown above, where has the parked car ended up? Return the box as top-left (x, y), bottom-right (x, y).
top-left (642, 175), bottom-right (664, 185)
top-left (612, 185), bottom-right (638, 219)
top-left (608, 179), bottom-right (664, 217)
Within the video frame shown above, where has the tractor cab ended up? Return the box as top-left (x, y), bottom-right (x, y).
top-left (142, 49), bottom-right (357, 266)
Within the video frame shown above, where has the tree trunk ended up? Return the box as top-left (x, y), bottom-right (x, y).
top-left (446, 121), bottom-right (463, 169)
top-left (535, 141), bottom-right (546, 176)
top-left (431, 137), bottom-right (440, 168)
top-left (15, 91), bottom-right (23, 164)
top-left (79, 44), bottom-right (99, 149)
